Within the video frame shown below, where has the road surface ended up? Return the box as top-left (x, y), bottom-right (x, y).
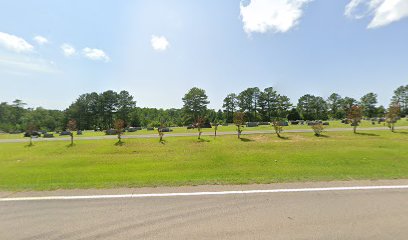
top-left (0, 126), bottom-right (407, 143)
top-left (1, 180), bottom-right (407, 239)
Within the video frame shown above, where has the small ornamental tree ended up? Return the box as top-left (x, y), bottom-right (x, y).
top-left (233, 112), bottom-right (245, 139)
top-left (271, 117), bottom-right (284, 138)
top-left (195, 116), bottom-right (204, 139)
top-left (311, 123), bottom-right (324, 136)
top-left (114, 119), bottom-right (125, 143)
top-left (386, 103), bottom-right (401, 132)
top-left (26, 123), bottom-right (38, 146)
top-left (157, 123), bottom-right (165, 143)
top-left (347, 105), bottom-right (363, 133)
top-left (66, 119), bottom-right (77, 146)
top-left (212, 121), bottom-right (219, 137)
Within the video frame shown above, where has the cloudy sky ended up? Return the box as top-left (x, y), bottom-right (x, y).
top-left (0, 0), bottom-right (407, 110)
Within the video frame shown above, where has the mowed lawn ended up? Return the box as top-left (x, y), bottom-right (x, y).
top-left (0, 130), bottom-right (407, 191)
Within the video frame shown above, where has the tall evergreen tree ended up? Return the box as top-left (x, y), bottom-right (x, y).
top-left (360, 92), bottom-right (378, 118)
top-left (327, 93), bottom-right (343, 119)
top-left (391, 85), bottom-right (408, 115)
top-left (182, 87), bottom-right (210, 123)
top-left (237, 87), bottom-right (260, 121)
top-left (297, 94), bottom-right (328, 120)
top-left (222, 93), bottom-right (237, 123)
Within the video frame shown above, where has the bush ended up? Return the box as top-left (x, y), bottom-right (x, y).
top-left (311, 123), bottom-right (324, 136)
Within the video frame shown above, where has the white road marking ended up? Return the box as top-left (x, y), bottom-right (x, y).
top-left (1, 185), bottom-right (407, 202)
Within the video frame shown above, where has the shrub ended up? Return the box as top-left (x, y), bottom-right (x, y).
top-left (311, 123), bottom-right (324, 136)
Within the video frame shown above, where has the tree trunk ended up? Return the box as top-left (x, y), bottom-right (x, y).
top-left (391, 124), bottom-right (395, 132)
top-left (29, 136), bottom-right (32, 146)
top-left (70, 134), bottom-right (74, 145)
top-left (353, 125), bottom-right (357, 133)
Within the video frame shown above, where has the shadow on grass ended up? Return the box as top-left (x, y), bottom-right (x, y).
top-left (315, 134), bottom-right (330, 138)
top-left (24, 143), bottom-right (34, 148)
top-left (159, 139), bottom-right (167, 145)
top-left (394, 131), bottom-right (408, 135)
top-left (66, 143), bottom-right (75, 148)
top-left (197, 138), bottom-right (210, 143)
top-left (240, 137), bottom-right (254, 142)
top-left (115, 141), bottom-right (125, 146)
top-left (277, 135), bottom-right (290, 140)
top-left (355, 132), bottom-right (379, 137)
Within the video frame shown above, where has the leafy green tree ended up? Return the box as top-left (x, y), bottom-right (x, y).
top-left (222, 93), bottom-right (237, 123)
top-left (216, 109), bottom-right (223, 123)
top-left (340, 97), bottom-right (358, 118)
top-left (386, 103), bottom-right (401, 132)
top-left (182, 87), bottom-right (210, 123)
top-left (65, 92), bottom-right (100, 130)
top-left (391, 85), bottom-right (408, 116)
top-left (327, 93), bottom-right (343, 119)
top-left (99, 90), bottom-right (120, 129)
top-left (128, 108), bottom-right (141, 127)
top-left (360, 92), bottom-right (378, 118)
top-left (347, 105), bottom-right (363, 133)
top-left (11, 99), bottom-right (26, 128)
top-left (376, 105), bottom-right (386, 118)
top-left (237, 87), bottom-right (260, 121)
top-left (297, 94), bottom-right (328, 120)
top-left (258, 87), bottom-right (279, 121)
top-left (116, 91), bottom-right (136, 126)
top-left (276, 95), bottom-right (292, 118)
top-left (287, 108), bottom-right (301, 120)
top-left (0, 102), bottom-right (14, 132)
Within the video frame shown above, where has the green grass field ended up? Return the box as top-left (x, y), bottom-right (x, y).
top-left (0, 119), bottom-right (407, 140)
top-left (0, 129), bottom-right (407, 191)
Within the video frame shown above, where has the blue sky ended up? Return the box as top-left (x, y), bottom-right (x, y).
top-left (0, 0), bottom-right (407, 110)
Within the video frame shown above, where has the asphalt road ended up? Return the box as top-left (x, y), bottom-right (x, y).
top-left (1, 126), bottom-right (407, 143)
top-left (1, 180), bottom-right (407, 240)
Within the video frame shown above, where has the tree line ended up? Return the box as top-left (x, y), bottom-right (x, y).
top-left (0, 85), bottom-right (407, 133)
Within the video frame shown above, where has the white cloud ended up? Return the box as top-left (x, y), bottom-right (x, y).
top-left (345, 0), bottom-right (408, 28)
top-left (82, 47), bottom-right (110, 62)
top-left (239, 0), bottom-right (312, 34)
top-left (61, 43), bottom-right (76, 57)
top-left (151, 35), bottom-right (170, 51)
top-left (33, 35), bottom-right (49, 45)
top-left (0, 32), bottom-right (33, 53)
